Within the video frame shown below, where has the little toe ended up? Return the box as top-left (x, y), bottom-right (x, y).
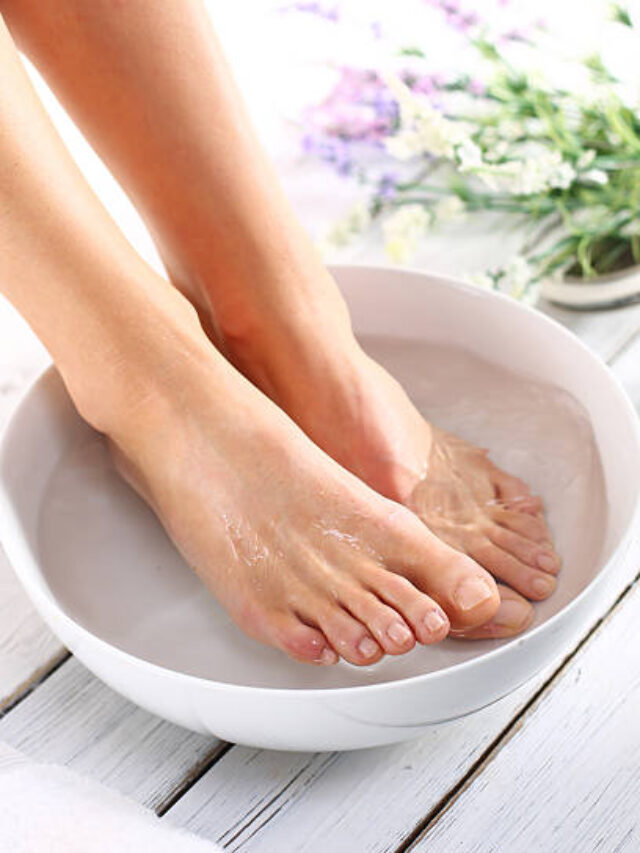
top-left (367, 570), bottom-right (450, 645)
top-left (270, 613), bottom-right (338, 665)
top-left (487, 524), bottom-right (561, 574)
top-left (312, 603), bottom-right (385, 666)
top-left (452, 585), bottom-right (535, 640)
top-left (469, 539), bottom-right (557, 600)
top-left (342, 586), bottom-right (417, 655)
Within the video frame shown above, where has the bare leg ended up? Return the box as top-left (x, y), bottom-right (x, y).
top-left (0, 14), bottom-right (520, 664)
top-left (2, 1), bottom-right (547, 635)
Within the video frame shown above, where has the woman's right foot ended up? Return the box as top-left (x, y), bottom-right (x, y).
top-left (90, 325), bottom-right (526, 667)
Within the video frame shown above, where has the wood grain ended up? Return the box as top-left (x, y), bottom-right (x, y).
top-left (412, 577), bottom-right (640, 853)
top-left (165, 663), bottom-right (562, 852)
top-left (0, 656), bottom-right (223, 812)
top-left (0, 547), bottom-right (64, 711)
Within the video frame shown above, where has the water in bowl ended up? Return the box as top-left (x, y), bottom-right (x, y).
top-left (37, 337), bottom-right (607, 689)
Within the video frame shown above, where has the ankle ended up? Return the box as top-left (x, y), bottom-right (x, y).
top-left (66, 285), bottom-right (216, 440)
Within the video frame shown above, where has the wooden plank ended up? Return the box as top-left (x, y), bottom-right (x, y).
top-left (164, 664), bottom-right (562, 852)
top-left (540, 300), bottom-right (640, 363)
top-left (0, 545), bottom-right (64, 710)
top-left (410, 576), bottom-right (640, 853)
top-left (0, 656), bottom-right (223, 812)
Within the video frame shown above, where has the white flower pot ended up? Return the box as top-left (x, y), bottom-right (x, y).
top-left (541, 264), bottom-right (640, 310)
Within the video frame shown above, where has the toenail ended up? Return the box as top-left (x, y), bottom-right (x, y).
top-left (423, 609), bottom-right (448, 634)
top-left (532, 575), bottom-right (555, 597)
top-left (494, 599), bottom-right (532, 630)
top-left (454, 577), bottom-right (495, 611)
top-left (317, 647), bottom-right (338, 665)
top-left (537, 552), bottom-right (559, 573)
top-left (357, 636), bottom-right (380, 659)
top-left (387, 621), bottom-right (413, 645)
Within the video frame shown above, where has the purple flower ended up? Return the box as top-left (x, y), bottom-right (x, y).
top-left (468, 77), bottom-right (486, 96)
top-left (377, 173), bottom-right (399, 199)
top-left (301, 133), bottom-right (354, 174)
top-left (279, 2), bottom-right (339, 21)
top-left (422, 0), bottom-right (481, 32)
top-left (303, 67), bottom-right (399, 145)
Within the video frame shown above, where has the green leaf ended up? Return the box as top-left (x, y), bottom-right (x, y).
top-left (611, 4), bottom-right (633, 26)
top-left (398, 46), bottom-right (426, 58)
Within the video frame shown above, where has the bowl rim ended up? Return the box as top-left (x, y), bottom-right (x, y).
top-left (1, 262), bottom-right (639, 700)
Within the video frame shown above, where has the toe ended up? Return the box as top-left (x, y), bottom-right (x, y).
top-left (340, 586), bottom-right (417, 655)
top-left (409, 547), bottom-right (500, 631)
top-left (469, 538), bottom-right (557, 600)
top-left (491, 468), bottom-right (531, 503)
top-left (367, 570), bottom-right (450, 645)
top-left (452, 584), bottom-right (535, 639)
top-left (487, 523), bottom-right (561, 575)
top-left (491, 469), bottom-right (544, 515)
top-left (270, 613), bottom-right (338, 665)
top-left (373, 506), bottom-right (500, 632)
top-left (490, 506), bottom-right (553, 544)
top-left (311, 602), bottom-right (385, 666)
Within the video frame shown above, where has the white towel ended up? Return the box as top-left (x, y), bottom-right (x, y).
top-left (0, 742), bottom-right (220, 852)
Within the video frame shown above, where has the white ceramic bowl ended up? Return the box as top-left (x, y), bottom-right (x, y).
top-left (1, 265), bottom-right (639, 751)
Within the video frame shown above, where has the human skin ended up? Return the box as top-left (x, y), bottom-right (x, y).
top-left (1, 0), bottom-right (561, 632)
top-left (0, 12), bottom-right (525, 668)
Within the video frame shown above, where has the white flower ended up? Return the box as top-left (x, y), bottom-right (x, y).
top-left (520, 280), bottom-right (541, 306)
top-left (547, 157), bottom-right (577, 190)
top-left (484, 140), bottom-right (510, 163)
top-left (383, 72), bottom-right (469, 161)
top-left (382, 204), bottom-right (431, 263)
top-left (498, 120), bottom-right (524, 141)
top-left (325, 201), bottom-right (371, 247)
top-left (434, 195), bottom-right (465, 222)
top-left (577, 149), bottom-right (597, 170)
top-left (346, 201), bottom-right (371, 232)
top-left (385, 130), bottom-right (430, 161)
top-left (465, 271), bottom-right (495, 290)
top-left (479, 126), bottom-right (499, 147)
top-left (456, 139), bottom-right (484, 171)
top-left (500, 255), bottom-right (536, 299)
top-left (474, 149), bottom-right (577, 195)
top-left (580, 168), bottom-right (609, 185)
top-left (522, 118), bottom-right (546, 136)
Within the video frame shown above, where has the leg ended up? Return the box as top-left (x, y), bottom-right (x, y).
top-left (0, 13), bottom-right (515, 665)
top-left (2, 1), bottom-right (543, 630)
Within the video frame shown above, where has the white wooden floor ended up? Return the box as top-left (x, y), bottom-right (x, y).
top-left (0, 293), bottom-right (639, 852)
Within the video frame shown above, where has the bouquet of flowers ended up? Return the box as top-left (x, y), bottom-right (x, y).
top-left (287, 0), bottom-right (640, 304)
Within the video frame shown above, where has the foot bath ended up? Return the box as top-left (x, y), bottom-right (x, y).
top-left (1, 266), bottom-right (639, 750)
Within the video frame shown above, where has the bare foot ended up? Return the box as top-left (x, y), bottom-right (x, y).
top-left (201, 272), bottom-right (559, 635)
top-left (103, 339), bottom-right (508, 667)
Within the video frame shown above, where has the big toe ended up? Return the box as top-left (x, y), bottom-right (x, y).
top-left (396, 518), bottom-right (501, 631)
